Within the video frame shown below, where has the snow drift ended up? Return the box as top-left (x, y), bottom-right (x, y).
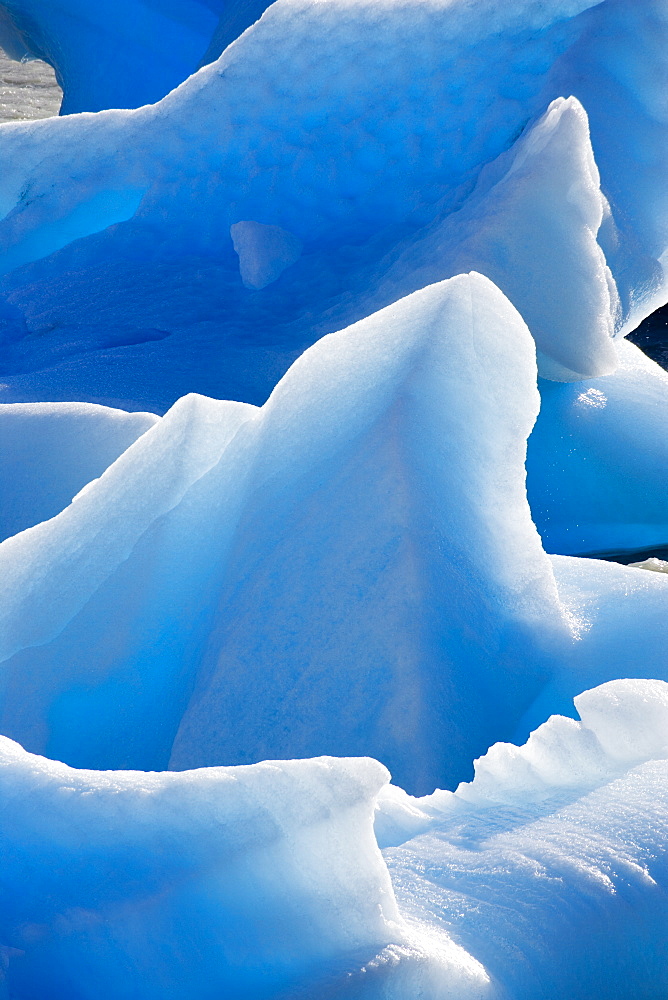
top-left (2, 679), bottom-right (667, 999)
top-left (381, 678), bottom-right (668, 999)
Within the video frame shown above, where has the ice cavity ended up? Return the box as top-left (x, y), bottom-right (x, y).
top-left (231, 221), bottom-right (303, 290)
top-left (0, 273), bottom-right (572, 792)
top-left (0, 0), bottom-right (238, 114)
top-left (376, 97), bottom-right (619, 381)
top-left (379, 678), bottom-right (668, 999)
top-left (0, 186), bottom-right (145, 274)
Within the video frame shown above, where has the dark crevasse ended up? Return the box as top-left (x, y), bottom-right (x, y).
top-left (628, 301), bottom-right (668, 372)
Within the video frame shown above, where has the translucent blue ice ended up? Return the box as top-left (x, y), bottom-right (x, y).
top-left (0, 0), bottom-right (667, 996)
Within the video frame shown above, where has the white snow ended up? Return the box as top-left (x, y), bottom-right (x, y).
top-left (0, 748), bottom-right (405, 998)
top-left (380, 679), bottom-right (668, 999)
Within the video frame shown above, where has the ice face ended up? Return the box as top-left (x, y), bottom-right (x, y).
top-left (547, 0), bottom-right (668, 331)
top-left (0, 0), bottom-right (666, 412)
top-left (0, 401), bottom-right (157, 541)
top-left (372, 96), bottom-right (620, 381)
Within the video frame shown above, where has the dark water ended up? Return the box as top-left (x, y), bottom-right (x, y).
top-left (587, 302), bottom-right (668, 567)
top-left (596, 546), bottom-right (668, 566)
top-left (628, 301), bottom-right (668, 371)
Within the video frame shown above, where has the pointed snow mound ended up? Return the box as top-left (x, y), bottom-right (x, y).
top-left (377, 97), bottom-right (619, 381)
top-left (170, 272), bottom-right (572, 791)
top-left (0, 273), bottom-right (571, 792)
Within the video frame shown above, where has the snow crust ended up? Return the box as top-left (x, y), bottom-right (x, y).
top-left (0, 749), bottom-right (406, 998)
top-left (2, 678), bottom-right (667, 998)
top-left (379, 679), bottom-right (668, 999)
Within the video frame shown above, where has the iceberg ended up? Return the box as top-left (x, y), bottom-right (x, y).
top-left (0, 272), bottom-right (666, 794)
top-left (0, 0), bottom-right (667, 995)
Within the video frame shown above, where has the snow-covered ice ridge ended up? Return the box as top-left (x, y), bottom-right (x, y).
top-left (0, 0), bottom-right (667, 996)
top-left (2, 678), bottom-right (668, 997)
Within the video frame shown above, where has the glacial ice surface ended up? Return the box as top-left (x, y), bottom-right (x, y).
top-left (0, 273), bottom-right (666, 793)
top-left (528, 338), bottom-right (668, 557)
top-left (0, 0), bottom-right (668, 997)
top-left (0, 274), bottom-right (572, 790)
top-left (0, 0), bottom-right (666, 412)
top-left (1, 679), bottom-right (667, 998)
top-left (0, 401), bottom-right (156, 542)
